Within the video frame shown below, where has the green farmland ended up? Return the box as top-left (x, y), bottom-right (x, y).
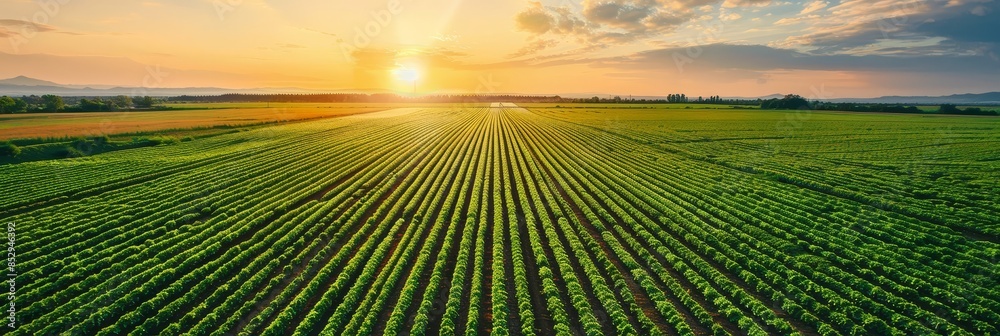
top-left (2, 104), bottom-right (998, 335)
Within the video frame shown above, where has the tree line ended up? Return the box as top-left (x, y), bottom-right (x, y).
top-left (568, 94), bottom-right (759, 105)
top-left (169, 93), bottom-right (766, 105)
top-left (0, 95), bottom-right (160, 113)
top-left (761, 94), bottom-right (999, 116)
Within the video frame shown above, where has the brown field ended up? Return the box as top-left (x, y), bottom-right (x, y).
top-left (0, 106), bottom-right (385, 140)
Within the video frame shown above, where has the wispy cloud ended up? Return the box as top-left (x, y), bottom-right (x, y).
top-left (0, 19), bottom-right (58, 38)
top-left (722, 0), bottom-right (771, 8)
top-left (507, 39), bottom-right (559, 59)
top-left (799, 0), bottom-right (828, 14)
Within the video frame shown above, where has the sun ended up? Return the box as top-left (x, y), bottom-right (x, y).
top-left (393, 66), bottom-right (419, 83)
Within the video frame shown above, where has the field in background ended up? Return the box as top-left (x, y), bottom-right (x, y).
top-left (12, 102), bottom-right (993, 142)
top-left (0, 106), bottom-right (386, 140)
top-left (2, 104), bottom-right (998, 335)
top-left (915, 105), bottom-right (1000, 112)
top-left (161, 102), bottom-right (493, 110)
top-left (518, 103), bottom-right (750, 109)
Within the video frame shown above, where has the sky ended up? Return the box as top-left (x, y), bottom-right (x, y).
top-left (0, 0), bottom-right (998, 98)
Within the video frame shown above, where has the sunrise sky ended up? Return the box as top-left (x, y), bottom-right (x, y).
top-left (1, 0), bottom-right (998, 98)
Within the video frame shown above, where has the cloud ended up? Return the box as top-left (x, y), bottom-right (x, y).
top-left (511, 0), bottom-right (771, 55)
top-left (916, 2), bottom-right (1000, 44)
top-left (582, 1), bottom-right (656, 31)
top-left (800, 0), bottom-right (828, 14)
top-left (774, 15), bottom-right (819, 25)
top-left (775, 0), bottom-right (1000, 56)
top-left (721, 0), bottom-right (771, 8)
top-left (774, 0), bottom-right (932, 52)
top-left (0, 19), bottom-right (93, 41)
top-left (414, 42), bottom-right (999, 96)
top-left (480, 43), bottom-right (998, 82)
top-left (596, 44), bottom-right (1000, 74)
top-left (516, 2), bottom-right (592, 40)
top-left (0, 19), bottom-right (58, 38)
top-left (299, 27), bottom-right (337, 38)
top-left (515, 1), bottom-right (556, 34)
top-left (508, 39), bottom-right (559, 59)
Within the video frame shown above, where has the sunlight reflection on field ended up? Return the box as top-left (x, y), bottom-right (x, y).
top-left (348, 108), bottom-right (423, 119)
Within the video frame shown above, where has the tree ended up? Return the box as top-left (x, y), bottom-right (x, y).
top-left (110, 95), bottom-right (133, 110)
top-left (22, 95), bottom-right (42, 106)
top-left (0, 96), bottom-right (15, 114)
top-left (12, 97), bottom-right (27, 113)
top-left (79, 98), bottom-right (108, 111)
top-left (0, 96), bottom-right (26, 113)
top-left (782, 94), bottom-right (809, 109)
top-left (761, 94), bottom-right (811, 110)
top-left (41, 94), bottom-right (65, 112)
top-left (667, 94), bottom-right (690, 103)
top-left (938, 104), bottom-right (962, 114)
top-left (134, 96), bottom-right (156, 108)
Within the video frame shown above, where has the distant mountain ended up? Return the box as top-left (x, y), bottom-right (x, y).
top-left (722, 92), bottom-right (1000, 105)
top-left (0, 76), bottom-right (445, 96)
top-left (0, 77), bottom-right (340, 96)
top-left (826, 92), bottom-right (1000, 105)
top-left (728, 92), bottom-right (1000, 105)
top-left (0, 76), bottom-right (63, 87)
